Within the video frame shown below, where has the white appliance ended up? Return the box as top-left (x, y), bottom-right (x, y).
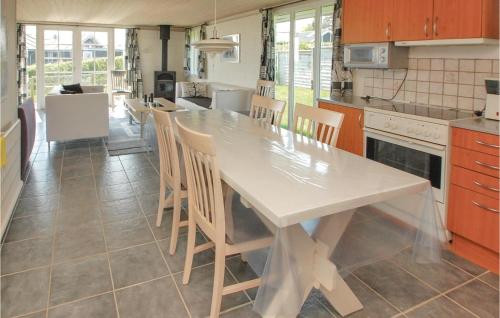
top-left (363, 104), bottom-right (474, 228)
top-left (343, 42), bottom-right (408, 69)
top-left (485, 78), bottom-right (499, 120)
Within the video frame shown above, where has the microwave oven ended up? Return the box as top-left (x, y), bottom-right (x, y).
top-left (344, 42), bottom-right (408, 69)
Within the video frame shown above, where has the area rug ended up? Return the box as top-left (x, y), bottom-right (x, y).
top-left (105, 116), bottom-right (152, 156)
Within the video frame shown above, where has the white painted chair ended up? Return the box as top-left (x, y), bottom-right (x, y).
top-left (293, 103), bottom-right (345, 147)
top-left (256, 79), bottom-right (275, 97)
top-left (175, 117), bottom-right (273, 318)
top-left (249, 94), bottom-right (286, 127)
top-left (152, 109), bottom-right (188, 255)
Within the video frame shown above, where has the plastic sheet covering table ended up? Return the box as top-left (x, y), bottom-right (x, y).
top-left (173, 110), bottom-right (444, 317)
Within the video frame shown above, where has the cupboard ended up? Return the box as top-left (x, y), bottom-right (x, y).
top-left (343, 0), bottom-right (499, 43)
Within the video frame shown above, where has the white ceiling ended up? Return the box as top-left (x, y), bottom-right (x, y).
top-left (17, 0), bottom-right (292, 27)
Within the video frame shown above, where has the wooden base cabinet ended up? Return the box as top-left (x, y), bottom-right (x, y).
top-left (447, 128), bottom-right (499, 274)
top-left (318, 102), bottom-right (364, 156)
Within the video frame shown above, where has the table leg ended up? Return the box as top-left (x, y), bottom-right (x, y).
top-left (254, 210), bottom-right (363, 317)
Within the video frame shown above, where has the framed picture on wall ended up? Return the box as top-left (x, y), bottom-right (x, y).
top-left (221, 34), bottom-right (240, 63)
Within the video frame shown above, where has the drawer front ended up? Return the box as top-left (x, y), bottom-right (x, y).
top-left (452, 128), bottom-right (500, 156)
top-left (451, 166), bottom-right (500, 200)
top-left (448, 184), bottom-right (499, 252)
top-left (452, 146), bottom-right (500, 178)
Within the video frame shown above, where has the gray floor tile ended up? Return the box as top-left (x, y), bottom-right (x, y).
top-left (14, 194), bottom-right (59, 218)
top-left (226, 256), bottom-right (258, 299)
top-left (60, 188), bottom-right (98, 209)
top-left (115, 277), bottom-right (188, 318)
top-left (125, 167), bottom-right (159, 182)
top-left (31, 159), bottom-right (62, 172)
top-left (1, 267), bottom-right (50, 318)
top-left (109, 242), bottom-right (168, 289)
top-left (98, 183), bottom-right (135, 202)
top-left (406, 296), bottom-right (474, 318)
top-left (48, 293), bottom-right (117, 318)
top-left (95, 171), bottom-right (130, 187)
top-left (61, 163), bottom-right (93, 179)
top-left (299, 292), bottom-right (335, 318)
top-left (5, 213), bottom-right (54, 242)
top-left (146, 210), bottom-right (188, 240)
top-left (62, 157), bottom-right (92, 168)
top-left (26, 169), bottom-right (60, 183)
top-left (53, 223), bottom-right (106, 263)
top-left (479, 272), bottom-right (499, 289)
top-left (131, 177), bottom-right (161, 196)
top-left (392, 248), bottom-right (473, 292)
top-left (158, 232), bottom-right (214, 274)
top-left (17, 311), bottom-right (47, 318)
top-left (103, 217), bottom-right (155, 251)
top-left (93, 161), bottom-right (124, 174)
top-left (174, 264), bottom-right (250, 318)
top-left (1, 237), bottom-right (52, 275)
top-left (136, 193), bottom-right (161, 216)
top-left (446, 279), bottom-right (499, 318)
top-left (21, 180), bottom-right (59, 198)
top-left (60, 175), bottom-right (95, 194)
top-left (317, 275), bottom-right (399, 317)
top-left (56, 205), bottom-right (101, 232)
top-left (441, 249), bottom-right (487, 276)
top-left (100, 197), bottom-right (143, 224)
top-left (49, 254), bottom-right (113, 306)
top-left (353, 260), bottom-right (438, 311)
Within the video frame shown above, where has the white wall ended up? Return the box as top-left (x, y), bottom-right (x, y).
top-left (138, 29), bottom-right (185, 95)
top-left (206, 13), bottom-right (261, 89)
top-left (352, 44), bottom-right (500, 97)
top-left (1, 0), bottom-right (18, 129)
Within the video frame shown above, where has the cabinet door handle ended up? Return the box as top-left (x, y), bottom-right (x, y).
top-left (358, 114), bottom-right (362, 128)
top-left (474, 160), bottom-right (500, 170)
top-left (424, 18), bottom-right (429, 37)
top-left (472, 201), bottom-right (499, 213)
top-left (473, 181), bottom-right (500, 192)
top-left (475, 140), bottom-right (500, 149)
top-left (433, 17), bottom-right (438, 36)
top-left (385, 23), bottom-right (391, 39)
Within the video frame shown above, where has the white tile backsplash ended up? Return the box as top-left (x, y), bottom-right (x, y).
top-left (359, 57), bottom-right (499, 111)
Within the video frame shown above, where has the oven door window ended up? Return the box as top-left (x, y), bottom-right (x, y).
top-left (366, 137), bottom-right (442, 189)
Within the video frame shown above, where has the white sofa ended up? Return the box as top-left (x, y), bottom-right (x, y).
top-left (175, 82), bottom-right (253, 113)
top-left (45, 85), bottom-right (109, 144)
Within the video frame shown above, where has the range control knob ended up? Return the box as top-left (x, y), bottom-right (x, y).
top-left (384, 122), bottom-right (390, 128)
top-left (415, 129), bottom-right (422, 135)
top-left (424, 131), bottom-right (431, 137)
top-left (433, 132), bottom-right (440, 139)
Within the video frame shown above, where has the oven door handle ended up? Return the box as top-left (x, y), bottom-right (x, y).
top-left (364, 128), bottom-right (447, 152)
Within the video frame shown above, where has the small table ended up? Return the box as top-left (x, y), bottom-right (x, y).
top-left (124, 98), bottom-right (178, 138)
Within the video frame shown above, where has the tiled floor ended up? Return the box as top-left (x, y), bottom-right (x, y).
top-left (1, 112), bottom-right (498, 318)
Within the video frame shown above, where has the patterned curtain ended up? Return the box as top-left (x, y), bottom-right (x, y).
top-left (259, 9), bottom-right (275, 81)
top-left (197, 25), bottom-right (207, 79)
top-left (184, 28), bottom-right (192, 78)
top-left (125, 28), bottom-right (143, 98)
top-left (330, 0), bottom-right (352, 98)
top-left (17, 24), bottom-right (27, 105)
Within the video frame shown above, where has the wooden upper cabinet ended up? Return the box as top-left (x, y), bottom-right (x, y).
top-left (343, 0), bottom-right (393, 43)
top-left (433, 0), bottom-right (482, 39)
top-left (392, 0), bottom-right (434, 41)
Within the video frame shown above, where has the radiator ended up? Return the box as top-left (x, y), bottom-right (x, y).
top-left (1, 119), bottom-right (23, 238)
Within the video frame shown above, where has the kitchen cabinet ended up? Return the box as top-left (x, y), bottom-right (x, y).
top-left (342, 0), bottom-right (499, 43)
top-left (318, 101), bottom-right (364, 156)
top-left (447, 127), bottom-right (499, 273)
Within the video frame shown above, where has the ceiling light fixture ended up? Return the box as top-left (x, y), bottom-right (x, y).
top-left (191, 0), bottom-right (237, 54)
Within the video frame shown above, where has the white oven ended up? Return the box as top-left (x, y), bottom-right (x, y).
top-left (364, 128), bottom-right (447, 204)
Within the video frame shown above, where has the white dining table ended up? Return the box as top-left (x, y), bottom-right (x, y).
top-left (173, 110), bottom-right (442, 317)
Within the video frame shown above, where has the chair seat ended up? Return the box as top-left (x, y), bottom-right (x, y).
top-left (226, 192), bottom-right (273, 245)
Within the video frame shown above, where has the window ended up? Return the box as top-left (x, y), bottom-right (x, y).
top-left (26, 25), bottom-right (37, 104)
top-left (43, 30), bottom-right (73, 94)
top-left (81, 31), bottom-right (108, 88)
top-left (189, 26), bottom-right (201, 76)
top-left (320, 5), bottom-right (333, 99)
top-left (114, 28), bottom-right (126, 70)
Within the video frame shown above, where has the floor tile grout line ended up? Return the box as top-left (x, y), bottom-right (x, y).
top-left (1, 233), bottom-right (55, 246)
top-left (350, 272), bottom-right (404, 315)
top-left (44, 142), bottom-right (66, 318)
top-left (440, 294), bottom-right (481, 318)
top-left (112, 274), bottom-right (171, 293)
top-left (122, 154), bottom-right (193, 318)
top-left (90, 144), bottom-right (122, 318)
top-left (224, 260), bottom-right (254, 303)
top-left (476, 272), bottom-right (499, 291)
top-left (439, 255), bottom-right (487, 280)
top-left (218, 301), bottom-right (254, 315)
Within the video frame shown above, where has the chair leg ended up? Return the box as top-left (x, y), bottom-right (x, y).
top-left (156, 181), bottom-right (166, 227)
top-left (169, 191), bottom-right (182, 255)
top-left (210, 248), bottom-right (226, 318)
top-left (182, 219), bottom-right (196, 285)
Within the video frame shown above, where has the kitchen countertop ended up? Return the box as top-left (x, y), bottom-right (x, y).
top-left (450, 117), bottom-right (500, 135)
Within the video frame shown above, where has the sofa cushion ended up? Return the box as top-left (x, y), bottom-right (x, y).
top-left (60, 90), bottom-right (77, 94)
top-left (182, 97), bottom-right (212, 109)
top-left (194, 82), bottom-right (208, 97)
top-left (62, 83), bottom-right (83, 94)
top-left (180, 82), bottom-right (196, 97)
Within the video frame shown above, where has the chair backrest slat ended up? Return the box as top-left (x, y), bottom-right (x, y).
top-left (111, 70), bottom-right (128, 91)
top-left (176, 117), bottom-right (225, 243)
top-left (256, 79), bottom-right (275, 97)
top-left (249, 94), bottom-right (286, 127)
top-left (152, 109), bottom-right (180, 188)
top-left (293, 103), bottom-right (344, 147)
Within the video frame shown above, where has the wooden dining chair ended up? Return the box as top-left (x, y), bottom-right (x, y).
top-left (293, 103), bottom-right (345, 147)
top-left (256, 79), bottom-right (275, 97)
top-left (111, 70), bottom-right (131, 105)
top-left (152, 109), bottom-right (188, 255)
top-left (175, 117), bottom-right (273, 318)
top-left (249, 94), bottom-right (286, 127)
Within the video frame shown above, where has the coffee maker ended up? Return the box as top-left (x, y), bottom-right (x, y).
top-left (485, 78), bottom-right (499, 120)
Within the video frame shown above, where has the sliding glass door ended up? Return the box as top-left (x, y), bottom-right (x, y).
top-left (274, 1), bottom-right (333, 128)
top-left (81, 31), bottom-right (109, 89)
top-left (43, 30), bottom-right (73, 95)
